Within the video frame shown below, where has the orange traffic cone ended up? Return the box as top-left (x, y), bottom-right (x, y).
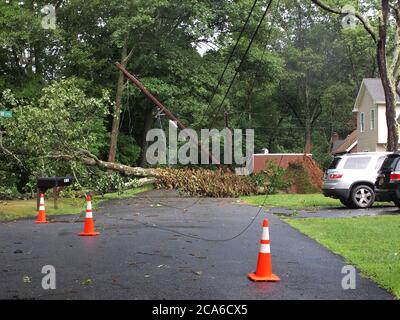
top-left (248, 219), bottom-right (280, 282)
top-left (35, 194), bottom-right (49, 224)
top-left (79, 196), bottom-right (100, 236)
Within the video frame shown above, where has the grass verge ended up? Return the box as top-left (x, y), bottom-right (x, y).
top-left (286, 216), bottom-right (400, 298)
top-left (0, 184), bottom-right (153, 222)
top-left (241, 193), bottom-right (393, 210)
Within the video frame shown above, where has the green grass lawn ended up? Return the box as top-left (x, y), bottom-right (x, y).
top-left (241, 193), bottom-right (393, 210)
top-left (286, 216), bottom-right (400, 299)
top-left (0, 184), bottom-right (153, 222)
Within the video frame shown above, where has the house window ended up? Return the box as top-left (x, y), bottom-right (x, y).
top-left (370, 109), bottom-right (376, 130)
top-left (360, 112), bottom-right (365, 132)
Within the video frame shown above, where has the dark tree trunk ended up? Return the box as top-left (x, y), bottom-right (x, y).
top-left (304, 123), bottom-right (312, 154)
top-left (139, 107), bottom-right (154, 167)
top-left (108, 41), bottom-right (128, 163)
top-left (377, 0), bottom-right (398, 152)
top-left (310, 0), bottom-right (399, 151)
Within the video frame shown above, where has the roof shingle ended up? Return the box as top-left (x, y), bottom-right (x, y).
top-left (332, 130), bottom-right (358, 154)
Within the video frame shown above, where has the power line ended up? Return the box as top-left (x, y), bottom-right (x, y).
top-left (200, 0), bottom-right (259, 123)
top-left (209, 0), bottom-right (275, 129)
top-left (123, 156), bottom-right (284, 242)
top-left (240, 0), bottom-right (280, 123)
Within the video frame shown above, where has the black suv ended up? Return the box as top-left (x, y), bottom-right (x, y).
top-left (375, 153), bottom-right (400, 207)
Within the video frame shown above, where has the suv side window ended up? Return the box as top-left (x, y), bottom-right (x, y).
top-left (343, 157), bottom-right (371, 169)
top-left (375, 156), bottom-right (386, 170)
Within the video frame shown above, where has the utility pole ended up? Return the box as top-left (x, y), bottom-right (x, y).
top-left (115, 62), bottom-right (220, 165)
top-left (224, 110), bottom-right (229, 129)
top-left (224, 109), bottom-right (233, 172)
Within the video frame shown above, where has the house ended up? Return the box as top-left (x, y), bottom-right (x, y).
top-left (331, 78), bottom-right (400, 154)
top-left (352, 78), bottom-right (400, 152)
top-left (331, 131), bottom-right (358, 155)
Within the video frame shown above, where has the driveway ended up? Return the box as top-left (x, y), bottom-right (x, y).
top-left (268, 204), bottom-right (400, 219)
top-left (0, 190), bottom-right (393, 300)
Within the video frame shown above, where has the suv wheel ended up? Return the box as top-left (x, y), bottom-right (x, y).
top-left (350, 185), bottom-right (375, 209)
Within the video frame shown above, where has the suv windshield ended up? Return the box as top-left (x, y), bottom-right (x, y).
top-left (328, 157), bottom-right (341, 169)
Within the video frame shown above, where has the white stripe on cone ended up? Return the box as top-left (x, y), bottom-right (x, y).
top-left (261, 227), bottom-right (270, 241)
top-left (86, 199), bottom-right (93, 218)
top-left (260, 244), bottom-right (271, 254)
top-left (40, 197), bottom-right (45, 205)
top-left (39, 205), bottom-right (45, 211)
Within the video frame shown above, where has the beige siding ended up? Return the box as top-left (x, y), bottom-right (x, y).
top-left (357, 90), bottom-right (379, 152)
top-left (376, 144), bottom-right (387, 152)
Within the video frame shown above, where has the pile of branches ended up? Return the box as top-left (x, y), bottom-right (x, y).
top-left (155, 168), bottom-right (257, 198)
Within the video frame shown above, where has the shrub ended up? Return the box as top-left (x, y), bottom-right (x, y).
top-left (0, 185), bottom-right (20, 200)
top-left (264, 161), bottom-right (291, 194)
top-left (116, 133), bottom-right (142, 166)
top-left (250, 161), bottom-right (291, 194)
top-left (286, 162), bottom-right (320, 194)
top-left (87, 172), bottom-right (125, 195)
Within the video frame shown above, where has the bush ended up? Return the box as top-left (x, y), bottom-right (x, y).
top-left (251, 161), bottom-right (291, 194)
top-left (0, 185), bottom-right (20, 200)
top-left (116, 133), bottom-right (142, 166)
top-left (84, 172), bottom-right (125, 195)
top-left (155, 168), bottom-right (257, 197)
top-left (286, 162), bottom-right (320, 194)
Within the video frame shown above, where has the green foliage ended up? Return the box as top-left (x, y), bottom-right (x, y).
top-left (116, 133), bottom-right (142, 166)
top-left (0, 89), bottom-right (17, 108)
top-left (0, 79), bottom-right (110, 193)
top-left (251, 161), bottom-right (291, 195)
top-left (87, 172), bottom-right (126, 195)
top-left (3, 78), bottom-right (109, 161)
top-left (0, 185), bottom-right (20, 200)
top-left (0, 0), bottom-right (383, 196)
top-left (286, 162), bottom-right (320, 194)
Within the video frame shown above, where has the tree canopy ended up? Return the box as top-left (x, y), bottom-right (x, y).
top-left (0, 0), bottom-right (379, 195)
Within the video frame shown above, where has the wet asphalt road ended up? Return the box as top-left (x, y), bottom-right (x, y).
top-left (0, 190), bottom-right (394, 300)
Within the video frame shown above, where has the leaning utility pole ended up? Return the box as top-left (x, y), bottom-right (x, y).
top-left (115, 62), bottom-right (220, 165)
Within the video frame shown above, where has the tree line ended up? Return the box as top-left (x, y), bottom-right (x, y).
top-left (0, 0), bottom-right (383, 195)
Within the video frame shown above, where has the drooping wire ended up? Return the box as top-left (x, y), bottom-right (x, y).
top-left (242, 0), bottom-right (280, 121)
top-left (125, 155), bottom-right (284, 242)
top-left (209, 0), bottom-right (274, 129)
top-left (143, 194), bottom-right (203, 211)
top-left (200, 0), bottom-right (259, 124)
top-left (123, 0), bottom-right (280, 242)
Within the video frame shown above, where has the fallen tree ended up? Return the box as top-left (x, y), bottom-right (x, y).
top-left (43, 148), bottom-right (160, 178)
